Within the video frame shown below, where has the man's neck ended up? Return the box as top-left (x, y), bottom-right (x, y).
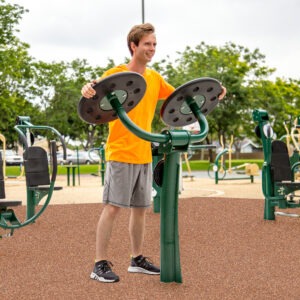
top-left (126, 60), bottom-right (147, 75)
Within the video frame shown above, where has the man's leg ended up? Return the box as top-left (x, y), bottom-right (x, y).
top-left (90, 204), bottom-right (121, 283)
top-left (129, 207), bottom-right (147, 257)
top-left (95, 204), bottom-right (121, 261)
top-left (128, 207), bottom-right (160, 275)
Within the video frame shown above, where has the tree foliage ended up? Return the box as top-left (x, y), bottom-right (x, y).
top-left (1, 0), bottom-right (300, 153)
top-left (248, 77), bottom-right (300, 141)
top-left (0, 0), bottom-right (41, 147)
top-left (35, 59), bottom-right (114, 149)
top-left (151, 42), bottom-right (277, 146)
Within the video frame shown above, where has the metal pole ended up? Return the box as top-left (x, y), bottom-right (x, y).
top-left (100, 146), bottom-right (105, 186)
top-left (142, 0), bottom-right (145, 23)
top-left (160, 151), bottom-right (182, 283)
top-left (76, 147), bottom-right (80, 186)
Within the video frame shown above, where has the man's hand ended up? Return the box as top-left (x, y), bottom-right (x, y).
top-left (218, 86), bottom-right (227, 100)
top-left (81, 80), bottom-right (97, 99)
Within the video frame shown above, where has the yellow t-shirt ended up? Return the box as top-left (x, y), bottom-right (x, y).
top-left (100, 64), bottom-right (175, 164)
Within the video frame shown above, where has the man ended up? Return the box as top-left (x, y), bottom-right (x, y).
top-left (81, 23), bottom-right (226, 283)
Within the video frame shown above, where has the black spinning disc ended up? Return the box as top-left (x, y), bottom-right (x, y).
top-left (153, 159), bottom-right (164, 187)
top-left (78, 72), bottom-right (146, 124)
top-left (160, 77), bottom-right (222, 127)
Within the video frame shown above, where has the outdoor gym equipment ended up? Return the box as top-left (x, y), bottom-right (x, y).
top-left (280, 118), bottom-right (300, 180)
top-left (14, 116), bottom-right (66, 154)
top-left (207, 132), bottom-right (259, 184)
top-left (290, 116), bottom-right (300, 152)
top-left (0, 117), bottom-right (67, 238)
top-left (78, 71), bottom-right (222, 283)
top-left (253, 109), bottom-right (300, 220)
top-left (0, 140), bottom-right (58, 238)
top-left (88, 143), bottom-right (105, 186)
top-left (182, 144), bottom-right (216, 180)
top-left (281, 121), bottom-right (293, 155)
top-left (14, 116), bottom-right (67, 219)
top-left (152, 143), bottom-right (216, 215)
top-left (288, 117), bottom-right (300, 178)
top-left (280, 117), bottom-right (300, 152)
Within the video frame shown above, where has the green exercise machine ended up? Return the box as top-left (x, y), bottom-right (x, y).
top-left (253, 109), bottom-right (300, 220)
top-left (78, 72), bottom-right (222, 283)
top-left (89, 143), bottom-right (106, 186)
top-left (0, 117), bottom-right (66, 238)
top-left (207, 132), bottom-right (259, 184)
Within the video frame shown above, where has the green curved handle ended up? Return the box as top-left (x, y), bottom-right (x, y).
top-left (109, 94), bottom-right (209, 145)
top-left (0, 182), bottom-right (55, 230)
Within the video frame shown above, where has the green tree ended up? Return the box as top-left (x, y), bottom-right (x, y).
top-left (249, 78), bottom-right (300, 142)
top-left (151, 42), bottom-right (276, 148)
top-left (34, 59), bottom-right (115, 149)
top-left (0, 0), bottom-right (41, 147)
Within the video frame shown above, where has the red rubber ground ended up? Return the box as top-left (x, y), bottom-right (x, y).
top-left (1, 197), bottom-right (299, 299)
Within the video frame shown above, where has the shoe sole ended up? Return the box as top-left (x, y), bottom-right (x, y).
top-left (90, 272), bottom-right (119, 283)
top-left (128, 266), bottom-right (160, 275)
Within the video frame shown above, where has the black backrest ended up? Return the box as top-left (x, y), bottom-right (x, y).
top-left (0, 152), bottom-right (5, 198)
top-left (270, 140), bottom-right (292, 182)
top-left (23, 147), bottom-right (50, 187)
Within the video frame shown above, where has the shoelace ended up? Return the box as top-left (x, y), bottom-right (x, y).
top-left (136, 256), bottom-right (153, 268)
top-left (97, 261), bottom-right (113, 274)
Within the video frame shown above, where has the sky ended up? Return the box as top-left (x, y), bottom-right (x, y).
top-left (11, 0), bottom-right (300, 80)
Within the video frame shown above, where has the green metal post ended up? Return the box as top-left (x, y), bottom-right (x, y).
top-left (264, 200), bottom-right (275, 220)
top-left (253, 109), bottom-right (276, 220)
top-left (263, 163), bottom-right (276, 220)
top-left (76, 147), bottom-right (80, 186)
top-left (67, 167), bottom-right (70, 186)
top-left (213, 149), bottom-right (228, 184)
top-left (215, 168), bottom-right (219, 184)
top-left (73, 167), bottom-right (76, 186)
top-left (160, 151), bottom-right (182, 283)
top-left (26, 190), bottom-right (35, 220)
top-left (100, 146), bottom-right (105, 186)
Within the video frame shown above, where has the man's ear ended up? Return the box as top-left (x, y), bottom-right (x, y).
top-left (130, 41), bottom-right (137, 53)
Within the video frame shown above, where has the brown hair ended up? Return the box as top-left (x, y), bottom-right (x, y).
top-left (127, 23), bottom-right (155, 56)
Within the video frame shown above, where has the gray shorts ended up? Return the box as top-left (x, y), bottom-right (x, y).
top-left (102, 161), bottom-right (152, 208)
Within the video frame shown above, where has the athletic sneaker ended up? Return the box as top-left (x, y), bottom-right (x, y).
top-left (90, 260), bottom-right (120, 283)
top-left (128, 255), bottom-right (160, 275)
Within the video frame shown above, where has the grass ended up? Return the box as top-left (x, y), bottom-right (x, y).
top-left (181, 159), bottom-right (263, 171)
top-left (4, 164), bottom-right (101, 177)
top-left (5, 159), bottom-right (263, 176)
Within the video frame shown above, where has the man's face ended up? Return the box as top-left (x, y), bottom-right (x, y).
top-left (131, 33), bottom-right (156, 63)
